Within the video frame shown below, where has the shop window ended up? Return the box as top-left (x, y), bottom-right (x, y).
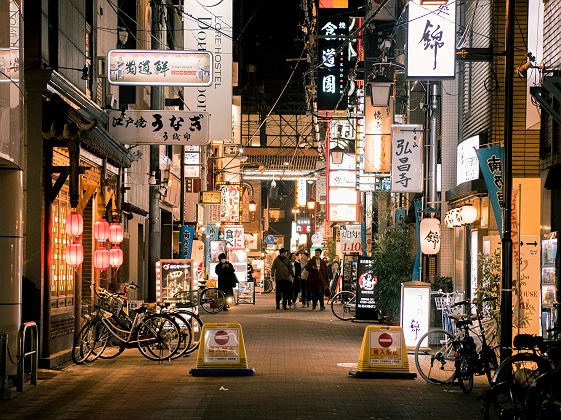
top-left (50, 187), bottom-right (75, 312)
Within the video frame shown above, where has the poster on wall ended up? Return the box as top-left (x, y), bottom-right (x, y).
top-left (516, 235), bottom-right (541, 336)
top-left (340, 224), bottom-right (362, 254)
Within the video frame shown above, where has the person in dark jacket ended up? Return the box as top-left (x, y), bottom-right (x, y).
top-left (215, 252), bottom-right (237, 311)
top-left (290, 252), bottom-right (302, 307)
top-left (271, 248), bottom-right (294, 310)
top-left (304, 248), bottom-right (329, 310)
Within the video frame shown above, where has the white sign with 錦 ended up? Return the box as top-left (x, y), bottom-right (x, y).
top-left (391, 125), bottom-right (423, 193)
top-left (107, 49), bottom-right (212, 86)
top-left (406, 0), bottom-right (456, 79)
top-left (184, 0), bottom-right (233, 142)
top-left (108, 110), bottom-right (209, 145)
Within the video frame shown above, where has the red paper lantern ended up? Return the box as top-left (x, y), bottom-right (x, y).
top-left (65, 212), bottom-right (83, 236)
top-left (109, 223), bottom-right (124, 244)
top-left (109, 246), bottom-right (124, 268)
top-left (94, 218), bottom-right (110, 242)
top-left (93, 248), bottom-right (110, 270)
top-left (65, 242), bottom-right (84, 267)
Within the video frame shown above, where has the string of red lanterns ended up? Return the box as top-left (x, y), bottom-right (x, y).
top-left (64, 211), bottom-right (84, 267)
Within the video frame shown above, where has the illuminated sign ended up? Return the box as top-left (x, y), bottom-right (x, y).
top-left (391, 125), bottom-right (423, 193)
top-left (107, 49), bottom-right (212, 86)
top-left (457, 135), bottom-right (480, 185)
top-left (108, 110), bottom-right (209, 145)
top-left (364, 101), bottom-right (393, 173)
top-left (406, 0), bottom-right (456, 79)
top-left (220, 185), bottom-right (241, 223)
top-left (296, 218), bottom-right (311, 234)
top-left (200, 191), bottom-right (221, 204)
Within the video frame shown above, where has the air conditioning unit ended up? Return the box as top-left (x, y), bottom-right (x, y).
top-left (105, 94), bottom-right (118, 110)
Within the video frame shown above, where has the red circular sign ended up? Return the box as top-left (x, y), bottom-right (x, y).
top-left (378, 333), bottom-right (393, 348)
top-left (214, 330), bottom-right (229, 345)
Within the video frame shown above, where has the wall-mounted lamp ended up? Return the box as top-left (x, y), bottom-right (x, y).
top-left (248, 200), bottom-right (257, 213)
top-left (367, 75), bottom-right (393, 107)
top-left (330, 144), bottom-right (345, 165)
top-left (306, 199), bottom-right (316, 211)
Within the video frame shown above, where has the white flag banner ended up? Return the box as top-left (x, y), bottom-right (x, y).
top-left (407, 0), bottom-right (456, 79)
top-left (391, 124), bottom-right (423, 193)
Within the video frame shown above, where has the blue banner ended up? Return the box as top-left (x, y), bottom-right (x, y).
top-left (476, 146), bottom-right (504, 237)
top-left (205, 224), bottom-right (220, 274)
top-left (179, 226), bottom-right (195, 259)
top-left (412, 199), bottom-right (422, 281)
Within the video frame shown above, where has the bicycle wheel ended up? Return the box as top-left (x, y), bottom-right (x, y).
top-left (526, 371), bottom-right (561, 419)
top-left (72, 320), bottom-right (105, 364)
top-left (176, 309), bottom-right (203, 355)
top-left (167, 312), bottom-right (193, 360)
top-left (331, 291), bottom-right (356, 321)
top-left (200, 288), bottom-right (226, 314)
top-left (97, 319), bottom-right (127, 359)
top-left (493, 352), bottom-right (550, 387)
top-left (136, 314), bottom-right (181, 361)
top-left (414, 329), bottom-right (456, 384)
top-left (456, 351), bottom-right (474, 394)
top-left (483, 381), bottom-right (521, 420)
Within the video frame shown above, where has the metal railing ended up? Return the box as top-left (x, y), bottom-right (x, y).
top-left (17, 322), bottom-right (38, 392)
top-left (1, 332), bottom-right (10, 399)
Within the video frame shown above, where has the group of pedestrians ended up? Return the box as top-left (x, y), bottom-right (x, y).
top-left (271, 248), bottom-right (330, 311)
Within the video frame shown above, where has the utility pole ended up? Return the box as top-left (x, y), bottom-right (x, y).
top-left (148, 1), bottom-right (164, 302)
top-left (500, 0), bottom-right (515, 362)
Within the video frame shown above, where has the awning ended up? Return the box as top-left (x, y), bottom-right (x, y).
top-left (445, 179), bottom-right (487, 203)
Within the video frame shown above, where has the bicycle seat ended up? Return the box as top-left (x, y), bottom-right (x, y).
top-left (455, 319), bottom-right (473, 329)
top-left (513, 333), bottom-right (543, 350)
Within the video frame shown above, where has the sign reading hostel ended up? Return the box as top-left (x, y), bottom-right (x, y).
top-left (107, 49), bottom-right (212, 86)
top-left (108, 110), bottom-right (209, 145)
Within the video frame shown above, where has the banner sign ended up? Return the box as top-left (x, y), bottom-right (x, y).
top-left (205, 224), bottom-right (220, 274)
top-left (355, 256), bottom-right (378, 320)
top-left (457, 135), bottom-right (480, 185)
top-left (184, 0), bottom-right (233, 142)
top-left (391, 124), bottom-right (423, 192)
top-left (220, 184), bottom-right (241, 223)
top-left (340, 224), bottom-right (362, 254)
top-left (201, 191), bottom-right (221, 204)
top-left (406, 0), bottom-right (456, 79)
top-left (108, 110), bottom-right (209, 145)
top-left (317, 8), bottom-right (348, 111)
top-left (224, 225), bottom-right (244, 250)
top-left (107, 49), bottom-right (212, 86)
top-left (179, 225), bottom-right (195, 259)
top-left (364, 102), bottom-right (392, 173)
top-left (476, 146), bottom-right (504, 236)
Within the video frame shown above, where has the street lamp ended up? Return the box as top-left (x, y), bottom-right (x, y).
top-left (330, 144), bottom-right (345, 165)
top-left (306, 199), bottom-right (316, 211)
top-left (249, 200), bottom-right (257, 213)
top-left (367, 75), bottom-right (393, 107)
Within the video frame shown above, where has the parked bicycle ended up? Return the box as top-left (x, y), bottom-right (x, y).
top-left (72, 283), bottom-right (184, 364)
top-left (173, 280), bottom-right (226, 314)
top-left (158, 301), bottom-right (203, 359)
top-left (330, 283), bottom-right (384, 322)
top-left (414, 297), bottom-right (499, 386)
top-left (482, 324), bottom-right (560, 419)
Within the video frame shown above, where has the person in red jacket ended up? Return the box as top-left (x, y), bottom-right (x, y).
top-left (304, 248), bottom-right (328, 310)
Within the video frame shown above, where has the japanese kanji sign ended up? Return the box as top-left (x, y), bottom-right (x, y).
top-left (406, 0), bottom-right (456, 79)
top-left (391, 125), bottom-right (423, 193)
top-left (220, 184), bottom-right (241, 223)
top-left (317, 8), bottom-right (348, 111)
top-left (364, 101), bottom-right (393, 173)
top-left (223, 225), bottom-right (244, 250)
top-left (107, 49), bottom-right (212, 86)
top-left (108, 110), bottom-right (209, 145)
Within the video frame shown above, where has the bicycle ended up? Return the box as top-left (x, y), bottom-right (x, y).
top-left (414, 297), bottom-right (499, 385)
top-left (261, 277), bottom-right (274, 294)
top-left (450, 297), bottom-right (500, 393)
top-left (483, 325), bottom-right (560, 419)
top-left (72, 283), bottom-right (184, 364)
top-left (173, 280), bottom-right (226, 314)
top-left (158, 301), bottom-right (203, 359)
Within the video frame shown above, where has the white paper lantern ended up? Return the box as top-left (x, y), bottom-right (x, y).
top-left (460, 204), bottom-right (478, 224)
top-left (420, 217), bottom-right (441, 255)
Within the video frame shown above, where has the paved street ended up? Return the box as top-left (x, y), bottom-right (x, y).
top-left (1, 294), bottom-right (487, 419)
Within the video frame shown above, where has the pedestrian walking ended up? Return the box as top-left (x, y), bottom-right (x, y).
top-left (305, 248), bottom-right (329, 310)
top-left (215, 252), bottom-right (238, 311)
top-left (300, 251), bottom-right (310, 307)
top-left (271, 248), bottom-right (294, 310)
top-left (290, 252), bottom-right (302, 307)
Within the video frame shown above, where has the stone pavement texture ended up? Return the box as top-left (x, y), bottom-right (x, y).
top-left (1, 294), bottom-right (487, 419)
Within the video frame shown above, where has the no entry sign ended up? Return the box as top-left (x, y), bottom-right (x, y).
top-left (378, 333), bottom-right (393, 348)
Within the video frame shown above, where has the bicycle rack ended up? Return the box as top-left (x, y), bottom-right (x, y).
top-left (17, 321), bottom-right (38, 392)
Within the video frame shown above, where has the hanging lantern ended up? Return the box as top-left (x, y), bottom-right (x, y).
top-left (94, 218), bottom-right (110, 242)
top-left (420, 217), bottom-right (441, 255)
top-left (460, 204), bottom-right (478, 225)
top-left (444, 212), bottom-right (454, 229)
top-left (109, 246), bottom-right (124, 268)
top-left (451, 208), bottom-right (463, 226)
top-left (109, 223), bottom-right (124, 244)
top-left (65, 211), bottom-right (83, 236)
top-left (64, 242), bottom-right (84, 267)
top-left (93, 248), bottom-right (110, 270)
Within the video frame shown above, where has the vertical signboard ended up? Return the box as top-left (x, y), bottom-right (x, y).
top-left (476, 146), bottom-right (504, 237)
top-left (406, 0), bottom-right (456, 79)
top-left (220, 184), bottom-right (241, 223)
top-left (179, 225), bottom-right (195, 259)
top-left (340, 224), bottom-right (362, 254)
top-left (391, 125), bottom-right (423, 193)
top-left (456, 135), bottom-right (480, 185)
top-left (517, 235), bottom-right (541, 336)
top-left (317, 8), bottom-right (348, 111)
top-left (364, 101), bottom-right (392, 173)
top-left (184, 0), bottom-right (233, 142)
top-left (355, 256), bottom-right (378, 320)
